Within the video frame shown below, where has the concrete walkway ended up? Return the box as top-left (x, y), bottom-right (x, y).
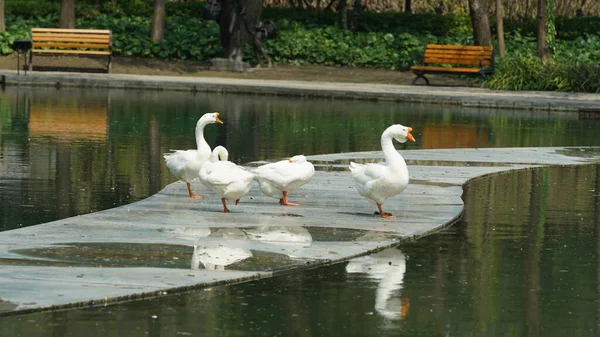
top-left (1, 146), bottom-right (599, 316)
top-left (1, 70), bottom-right (600, 111)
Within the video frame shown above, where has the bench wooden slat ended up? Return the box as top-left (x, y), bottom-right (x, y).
top-left (426, 44), bottom-right (493, 51)
top-left (424, 57), bottom-right (492, 67)
top-left (410, 66), bottom-right (481, 73)
top-left (32, 34), bottom-right (111, 42)
top-left (31, 28), bottom-right (110, 34)
top-left (424, 50), bottom-right (493, 57)
top-left (33, 42), bottom-right (111, 50)
top-left (31, 49), bottom-right (111, 56)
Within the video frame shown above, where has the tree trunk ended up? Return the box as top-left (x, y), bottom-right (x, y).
top-left (338, 0), bottom-right (347, 29)
top-left (405, 0), bottom-right (412, 12)
top-left (468, 0), bottom-right (493, 46)
top-left (496, 0), bottom-right (505, 57)
top-left (537, 0), bottom-right (551, 62)
top-left (350, 0), bottom-right (362, 30)
top-left (218, 0), bottom-right (263, 61)
top-left (151, 0), bottom-right (167, 43)
top-left (0, 0), bottom-right (5, 32)
top-left (59, 0), bottom-right (76, 29)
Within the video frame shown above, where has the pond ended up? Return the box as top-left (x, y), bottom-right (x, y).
top-left (1, 87), bottom-right (599, 335)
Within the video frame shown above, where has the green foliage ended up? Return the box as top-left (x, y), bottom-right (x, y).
top-left (262, 9), bottom-right (472, 37)
top-left (268, 24), bottom-right (423, 69)
top-left (546, 0), bottom-right (557, 54)
top-left (502, 16), bottom-right (600, 41)
top-left (5, 0), bottom-right (59, 18)
top-left (487, 55), bottom-right (600, 93)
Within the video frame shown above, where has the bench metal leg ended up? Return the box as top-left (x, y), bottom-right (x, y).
top-left (107, 54), bottom-right (112, 73)
top-left (411, 73), bottom-right (430, 85)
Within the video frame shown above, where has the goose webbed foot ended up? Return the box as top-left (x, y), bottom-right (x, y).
top-left (376, 203), bottom-right (396, 219)
top-left (187, 182), bottom-right (202, 199)
top-left (279, 191), bottom-right (300, 206)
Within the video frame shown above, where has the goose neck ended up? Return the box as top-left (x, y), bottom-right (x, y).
top-left (195, 123), bottom-right (210, 151)
top-left (381, 132), bottom-right (406, 169)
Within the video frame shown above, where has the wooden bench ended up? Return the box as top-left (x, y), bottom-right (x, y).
top-left (29, 28), bottom-right (113, 73)
top-left (410, 44), bottom-right (495, 86)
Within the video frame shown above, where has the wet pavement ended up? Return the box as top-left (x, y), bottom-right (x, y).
top-left (1, 146), bottom-right (599, 315)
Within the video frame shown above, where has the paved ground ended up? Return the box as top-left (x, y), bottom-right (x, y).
top-left (1, 147), bottom-right (599, 316)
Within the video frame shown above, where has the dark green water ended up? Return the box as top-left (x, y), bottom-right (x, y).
top-left (1, 87), bottom-right (600, 336)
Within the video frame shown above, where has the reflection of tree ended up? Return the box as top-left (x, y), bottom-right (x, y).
top-left (524, 168), bottom-right (547, 337)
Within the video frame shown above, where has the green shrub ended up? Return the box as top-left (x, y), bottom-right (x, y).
top-left (487, 55), bottom-right (600, 93)
top-left (267, 24), bottom-right (423, 69)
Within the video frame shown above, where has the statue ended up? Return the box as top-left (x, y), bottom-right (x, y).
top-left (204, 0), bottom-right (276, 71)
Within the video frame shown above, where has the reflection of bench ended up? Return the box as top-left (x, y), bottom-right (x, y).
top-left (410, 44), bottom-right (495, 86)
top-left (29, 28), bottom-right (113, 73)
top-left (29, 102), bottom-right (108, 141)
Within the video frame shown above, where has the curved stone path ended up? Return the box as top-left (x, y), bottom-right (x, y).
top-left (1, 146), bottom-right (599, 316)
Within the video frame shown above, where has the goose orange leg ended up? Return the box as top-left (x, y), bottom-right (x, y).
top-left (376, 203), bottom-right (395, 219)
top-left (279, 191), bottom-right (299, 206)
top-left (187, 182), bottom-right (202, 199)
top-left (218, 198), bottom-right (230, 213)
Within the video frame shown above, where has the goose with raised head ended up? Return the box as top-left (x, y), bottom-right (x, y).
top-left (199, 150), bottom-right (255, 213)
top-left (253, 155), bottom-right (315, 206)
top-left (163, 112), bottom-right (223, 199)
top-left (349, 124), bottom-right (416, 219)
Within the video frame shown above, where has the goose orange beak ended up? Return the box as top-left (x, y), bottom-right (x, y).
top-left (215, 112), bottom-right (223, 124)
top-left (407, 127), bottom-right (416, 142)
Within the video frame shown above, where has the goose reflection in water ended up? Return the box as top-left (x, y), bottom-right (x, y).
top-left (345, 248), bottom-right (410, 320)
top-left (187, 226), bottom-right (313, 270)
top-left (191, 245), bottom-right (253, 270)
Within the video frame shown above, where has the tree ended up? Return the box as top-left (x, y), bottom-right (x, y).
top-left (0, 0), bottom-right (5, 32)
top-left (59, 0), bottom-right (76, 29)
top-left (151, 0), bottom-right (167, 42)
top-left (468, 0), bottom-right (493, 46)
top-left (536, 0), bottom-right (553, 62)
top-left (338, 0), bottom-right (347, 29)
top-left (495, 0), bottom-right (505, 57)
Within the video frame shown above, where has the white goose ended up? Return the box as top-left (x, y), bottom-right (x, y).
top-left (349, 124), bottom-right (415, 219)
top-left (164, 112), bottom-right (223, 199)
top-left (253, 155), bottom-right (315, 206)
top-left (199, 149), bottom-right (255, 213)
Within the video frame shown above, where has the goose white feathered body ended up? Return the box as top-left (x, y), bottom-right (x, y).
top-left (253, 155), bottom-right (314, 204)
top-left (349, 160), bottom-right (409, 206)
top-left (163, 112), bottom-right (223, 198)
top-left (199, 150), bottom-right (255, 212)
top-left (349, 124), bottom-right (415, 218)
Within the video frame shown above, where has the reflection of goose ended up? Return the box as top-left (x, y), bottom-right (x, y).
top-left (199, 151), bottom-right (255, 213)
top-left (349, 124), bottom-right (415, 219)
top-left (346, 248), bottom-right (409, 320)
top-left (191, 245), bottom-right (253, 270)
top-left (243, 226), bottom-right (312, 258)
top-left (164, 112), bottom-right (223, 199)
top-left (244, 226), bottom-right (313, 244)
top-left (253, 155), bottom-right (315, 206)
